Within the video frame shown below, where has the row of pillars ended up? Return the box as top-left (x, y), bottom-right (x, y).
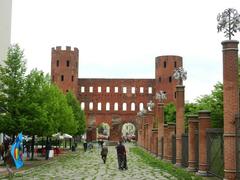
top-left (137, 40), bottom-right (239, 180)
top-left (137, 104), bottom-right (211, 174)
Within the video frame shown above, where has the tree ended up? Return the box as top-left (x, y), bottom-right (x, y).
top-left (0, 44), bottom-right (26, 136)
top-left (66, 91), bottom-right (86, 137)
top-left (187, 82), bottom-right (223, 128)
top-left (164, 103), bottom-right (176, 124)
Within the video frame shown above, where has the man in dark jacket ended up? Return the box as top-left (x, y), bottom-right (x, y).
top-left (116, 140), bottom-right (127, 170)
top-left (101, 143), bottom-right (108, 164)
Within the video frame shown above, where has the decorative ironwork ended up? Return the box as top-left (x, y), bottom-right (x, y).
top-left (137, 108), bottom-right (147, 117)
top-left (156, 90), bottom-right (167, 102)
top-left (172, 67), bottom-right (187, 85)
top-left (217, 8), bottom-right (240, 40)
top-left (147, 100), bottom-right (155, 111)
top-left (182, 133), bottom-right (189, 167)
top-left (206, 128), bottom-right (224, 178)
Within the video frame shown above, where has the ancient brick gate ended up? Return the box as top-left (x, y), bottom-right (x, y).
top-left (86, 114), bottom-right (138, 142)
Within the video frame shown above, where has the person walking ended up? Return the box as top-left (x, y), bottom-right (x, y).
top-left (83, 140), bottom-right (87, 152)
top-left (116, 140), bottom-right (127, 170)
top-left (100, 143), bottom-right (108, 164)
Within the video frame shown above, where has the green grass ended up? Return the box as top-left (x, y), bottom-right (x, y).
top-left (130, 147), bottom-right (203, 180)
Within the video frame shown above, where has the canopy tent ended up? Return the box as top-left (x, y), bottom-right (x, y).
top-left (52, 133), bottom-right (64, 140)
top-left (63, 133), bottom-right (72, 139)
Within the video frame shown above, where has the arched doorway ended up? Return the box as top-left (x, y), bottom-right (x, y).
top-left (121, 123), bottom-right (136, 142)
top-left (96, 123), bottom-right (110, 141)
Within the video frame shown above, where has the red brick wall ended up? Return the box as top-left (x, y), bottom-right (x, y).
top-left (51, 46), bottom-right (79, 96)
top-left (51, 47), bottom-right (182, 141)
top-left (155, 56), bottom-right (182, 104)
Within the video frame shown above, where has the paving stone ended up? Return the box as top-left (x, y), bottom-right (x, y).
top-left (12, 144), bottom-right (174, 179)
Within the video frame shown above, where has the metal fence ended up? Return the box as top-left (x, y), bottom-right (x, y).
top-left (206, 128), bottom-right (224, 178)
top-left (195, 130), bottom-right (199, 170)
top-left (172, 134), bottom-right (176, 164)
top-left (182, 133), bottom-right (188, 167)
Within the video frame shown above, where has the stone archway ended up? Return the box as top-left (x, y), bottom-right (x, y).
top-left (96, 122), bottom-right (110, 141)
top-left (121, 123), bottom-right (136, 142)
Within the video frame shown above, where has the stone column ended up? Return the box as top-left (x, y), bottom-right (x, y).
top-left (197, 110), bottom-right (211, 176)
top-left (222, 40), bottom-right (239, 180)
top-left (187, 115), bottom-right (199, 172)
top-left (157, 103), bottom-right (164, 159)
top-left (147, 112), bottom-right (154, 151)
top-left (163, 124), bottom-right (168, 161)
top-left (168, 123), bottom-right (176, 163)
top-left (175, 85), bottom-right (185, 166)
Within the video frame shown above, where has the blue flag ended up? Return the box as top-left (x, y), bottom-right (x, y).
top-left (10, 132), bottom-right (24, 169)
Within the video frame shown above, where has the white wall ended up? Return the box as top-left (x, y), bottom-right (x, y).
top-left (0, 0), bottom-right (12, 65)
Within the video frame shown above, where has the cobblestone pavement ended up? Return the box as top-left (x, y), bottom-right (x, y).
top-left (8, 144), bottom-right (175, 180)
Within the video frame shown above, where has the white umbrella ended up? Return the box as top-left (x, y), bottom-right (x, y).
top-left (63, 133), bottom-right (72, 139)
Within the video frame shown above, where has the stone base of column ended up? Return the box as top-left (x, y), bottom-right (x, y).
top-left (175, 163), bottom-right (182, 168)
top-left (196, 170), bottom-right (208, 177)
top-left (187, 166), bottom-right (197, 172)
top-left (224, 169), bottom-right (237, 180)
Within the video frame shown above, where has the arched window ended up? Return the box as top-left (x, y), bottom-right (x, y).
top-left (106, 102), bottom-right (110, 111)
top-left (122, 103), bottom-right (127, 111)
top-left (81, 102), bottom-right (85, 110)
top-left (148, 87), bottom-right (152, 94)
top-left (98, 86), bottom-right (101, 93)
top-left (89, 102), bottom-right (93, 111)
top-left (98, 102), bottom-right (102, 111)
top-left (131, 103), bottom-right (135, 111)
top-left (106, 86), bottom-right (110, 93)
top-left (114, 87), bottom-right (118, 93)
top-left (123, 87), bottom-right (127, 94)
top-left (139, 103), bottom-right (144, 111)
top-left (131, 87), bottom-right (135, 94)
top-left (89, 86), bottom-right (93, 93)
top-left (140, 87), bottom-right (144, 93)
top-left (114, 102), bottom-right (118, 111)
top-left (81, 86), bottom-right (85, 93)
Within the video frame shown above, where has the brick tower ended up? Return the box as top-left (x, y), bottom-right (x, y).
top-left (155, 55), bottom-right (182, 104)
top-left (51, 46), bottom-right (79, 96)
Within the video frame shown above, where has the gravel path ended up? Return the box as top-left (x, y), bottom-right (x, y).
top-left (11, 143), bottom-right (175, 180)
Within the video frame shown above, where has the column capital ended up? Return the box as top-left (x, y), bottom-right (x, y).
top-left (198, 110), bottom-right (211, 118)
top-left (176, 85), bottom-right (185, 91)
top-left (157, 102), bottom-right (164, 108)
top-left (187, 114), bottom-right (199, 123)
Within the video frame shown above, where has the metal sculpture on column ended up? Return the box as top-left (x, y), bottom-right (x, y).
top-left (217, 8), bottom-right (240, 40)
top-left (173, 66), bottom-right (187, 167)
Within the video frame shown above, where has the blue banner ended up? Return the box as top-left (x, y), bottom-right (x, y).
top-left (10, 132), bottom-right (24, 169)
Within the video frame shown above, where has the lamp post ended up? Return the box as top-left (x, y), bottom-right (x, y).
top-left (173, 67), bottom-right (187, 167)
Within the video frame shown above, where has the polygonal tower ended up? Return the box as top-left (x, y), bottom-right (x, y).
top-left (155, 55), bottom-right (182, 104)
top-left (51, 46), bottom-right (79, 96)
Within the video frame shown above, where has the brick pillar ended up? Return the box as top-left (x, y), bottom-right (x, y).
top-left (147, 112), bottom-right (154, 151)
top-left (167, 123), bottom-right (176, 162)
top-left (157, 103), bottom-right (164, 159)
top-left (197, 110), bottom-right (211, 176)
top-left (163, 124), bottom-right (168, 161)
top-left (187, 115), bottom-right (199, 172)
top-left (222, 40), bottom-right (239, 180)
top-left (143, 115), bottom-right (148, 149)
top-left (176, 85), bottom-right (185, 166)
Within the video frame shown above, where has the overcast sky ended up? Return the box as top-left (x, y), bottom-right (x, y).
top-left (11, 0), bottom-right (240, 102)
